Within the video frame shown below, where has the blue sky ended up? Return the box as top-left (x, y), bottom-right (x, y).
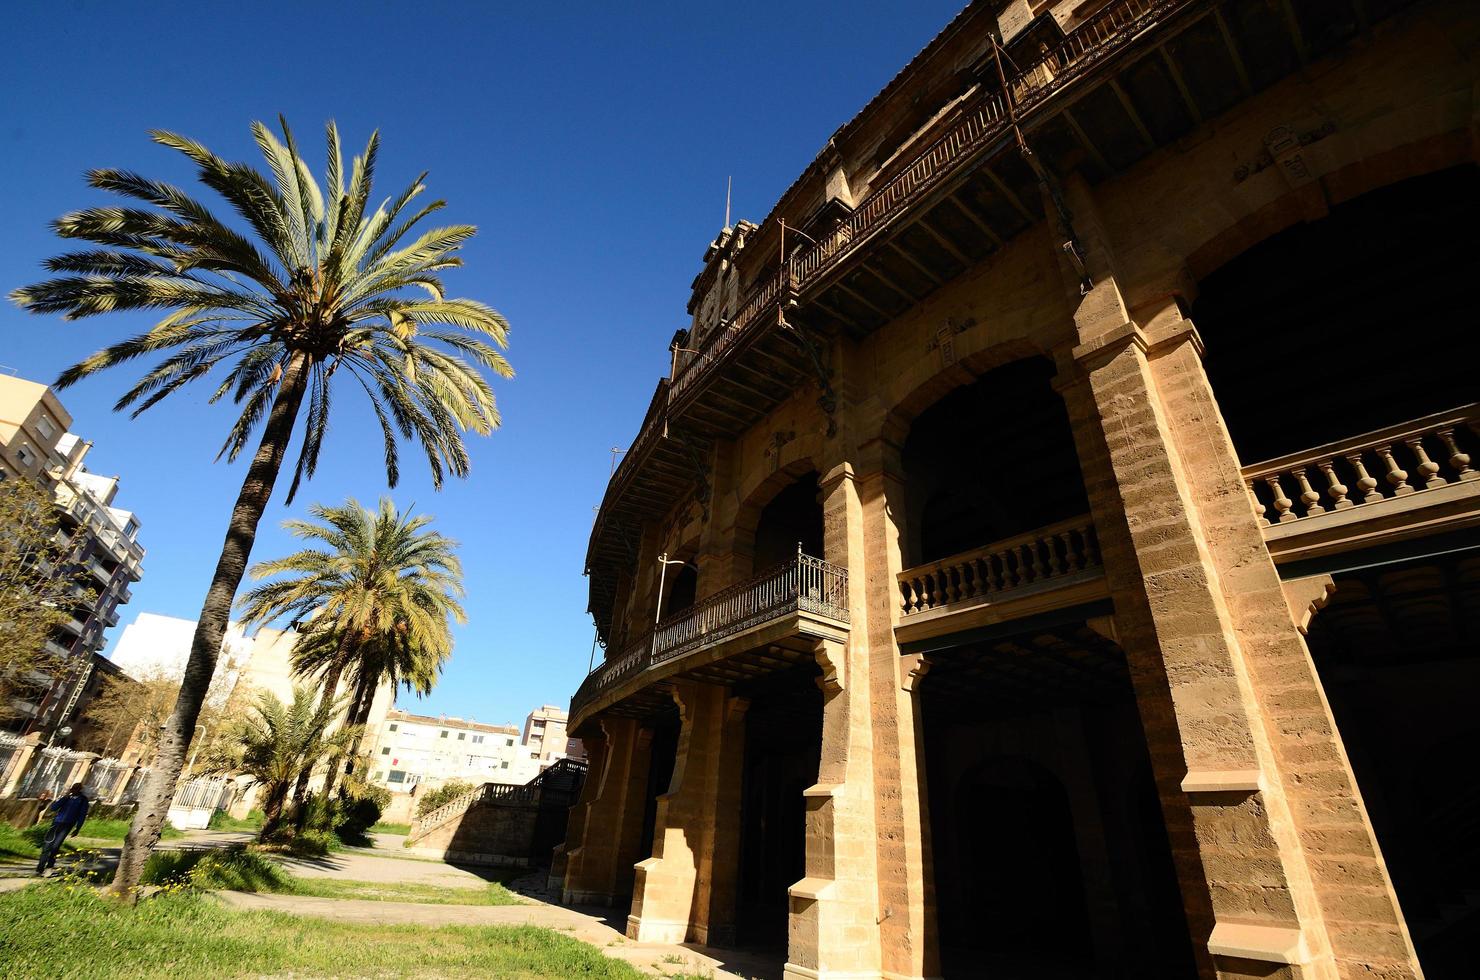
top-left (1, 0), bottom-right (962, 728)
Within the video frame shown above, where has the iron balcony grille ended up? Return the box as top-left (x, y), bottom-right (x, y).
top-left (573, 553), bottom-right (849, 718)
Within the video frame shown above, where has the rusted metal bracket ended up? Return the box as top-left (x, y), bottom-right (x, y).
top-left (778, 306), bottom-right (838, 438)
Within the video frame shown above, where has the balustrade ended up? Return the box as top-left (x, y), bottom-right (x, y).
top-left (1243, 405), bottom-right (1478, 526)
top-left (572, 553), bottom-right (849, 718)
top-left (897, 517), bottom-right (1101, 616)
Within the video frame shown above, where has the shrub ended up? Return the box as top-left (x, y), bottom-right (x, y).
top-left (208, 808), bottom-right (264, 832)
top-left (415, 780), bottom-right (475, 818)
top-left (140, 846), bottom-right (290, 892)
top-left (334, 795), bottom-right (383, 847)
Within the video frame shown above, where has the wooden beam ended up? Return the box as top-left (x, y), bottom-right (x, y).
top-left (915, 216), bottom-right (972, 266)
top-left (1213, 9), bottom-right (1254, 96)
top-left (1108, 79), bottom-right (1155, 148)
top-left (947, 193), bottom-right (1004, 247)
top-left (856, 262), bottom-right (922, 304)
top-left (832, 280), bottom-right (895, 320)
top-left (1159, 46), bottom-right (1203, 124)
top-left (980, 166), bottom-right (1035, 223)
top-left (885, 241), bottom-right (944, 286)
top-left (1060, 108), bottom-right (1111, 174)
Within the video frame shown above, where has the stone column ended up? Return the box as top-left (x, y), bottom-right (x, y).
top-left (783, 462), bottom-right (884, 979)
top-left (1047, 174), bottom-right (1419, 979)
top-left (562, 716), bottom-right (653, 907)
top-left (850, 439), bottom-right (941, 980)
top-left (627, 680), bottom-right (732, 943)
top-left (0, 734), bottom-right (44, 797)
top-left (550, 734), bottom-right (607, 892)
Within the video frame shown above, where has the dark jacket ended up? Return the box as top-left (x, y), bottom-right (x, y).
top-left (47, 793), bottom-right (90, 830)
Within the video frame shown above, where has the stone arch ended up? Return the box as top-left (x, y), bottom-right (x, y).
top-left (731, 457), bottom-right (824, 574)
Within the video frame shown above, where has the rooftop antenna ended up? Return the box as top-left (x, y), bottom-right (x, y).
top-left (724, 176), bottom-right (732, 231)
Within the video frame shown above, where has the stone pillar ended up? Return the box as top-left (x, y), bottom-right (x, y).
top-left (0, 734), bottom-right (44, 797)
top-left (848, 440), bottom-right (941, 980)
top-left (550, 734), bottom-right (607, 892)
top-left (562, 716), bottom-right (653, 907)
top-left (783, 462), bottom-right (884, 979)
top-left (70, 753), bottom-right (99, 794)
top-left (1047, 173), bottom-right (1419, 979)
top-left (627, 680), bottom-right (736, 944)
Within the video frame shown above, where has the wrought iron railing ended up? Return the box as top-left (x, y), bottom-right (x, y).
top-left (573, 552), bottom-right (849, 718)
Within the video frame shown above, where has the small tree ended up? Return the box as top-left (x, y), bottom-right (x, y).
top-left (83, 666), bottom-right (249, 763)
top-left (0, 477), bottom-right (95, 715)
top-left (201, 685), bottom-right (357, 839)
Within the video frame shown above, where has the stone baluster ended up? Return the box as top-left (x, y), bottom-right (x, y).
top-left (1404, 435), bottom-right (1445, 488)
top-left (1437, 427), bottom-right (1474, 481)
top-left (968, 558), bottom-right (986, 598)
top-left (1376, 444), bottom-right (1413, 496)
top-left (1001, 549), bottom-right (1021, 588)
top-left (948, 565), bottom-right (963, 602)
top-left (1059, 531), bottom-right (1081, 571)
top-left (1080, 525), bottom-right (1099, 567)
top-left (1024, 542), bottom-right (1044, 582)
top-left (986, 552), bottom-right (1005, 592)
top-left (1316, 460), bottom-right (1352, 510)
top-left (1293, 467), bottom-right (1326, 517)
top-left (1344, 451), bottom-right (1381, 503)
top-left (1264, 474), bottom-right (1296, 522)
top-left (1247, 481), bottom-right (1269, 525)
top-left (1046, 534), bottom-right (1065, 575)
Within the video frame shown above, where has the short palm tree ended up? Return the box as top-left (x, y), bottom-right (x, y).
top-left (11, 119), bottom-right (510, 897)
top-left (203, 686), bottom-right (358, 839)
top-left (239, 497), bottom-right (463, 800)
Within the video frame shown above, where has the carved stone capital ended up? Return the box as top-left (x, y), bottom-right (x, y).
top-left (1282, 574), bottom-right (1337, 635)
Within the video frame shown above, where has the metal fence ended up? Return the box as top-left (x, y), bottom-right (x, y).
top-left (17, 747), bottom-right (92, 798)
top-left (172, 776), bottom-right (234, 812)
top-left (0, 733), bottom-right (25, 789)
top-left (82, 758), bottom-right (132, 801)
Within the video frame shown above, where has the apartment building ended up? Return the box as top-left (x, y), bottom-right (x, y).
top-left (368, 710), bottom-right (528, 798)
top-left (521, 704), bottom-right (584, 767)
top-left (1, 374), bottom-right (143, 742)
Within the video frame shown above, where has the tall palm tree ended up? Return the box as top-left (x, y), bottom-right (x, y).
top-left (239, 497), bottom-right (462, 802)
top-left (11, 119), bottom-right (510, 897)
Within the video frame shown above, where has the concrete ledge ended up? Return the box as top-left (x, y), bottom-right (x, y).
top-left (626, 914), bottom-right (689, 943)
top-left (1207, 921), bottom-right (1309, 964)
top-left (402, 845), bottom-right (531, 868)
top-left (1180, 768), bottom-right (1263, 794)
top-left (783, 965), bottom-right (882, 980)
top-left (802, 782), bottom-right (843, 800)
top-left (788, 876), bottom-right (835, 902)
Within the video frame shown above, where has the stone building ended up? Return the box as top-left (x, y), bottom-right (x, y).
top-left (555, 0), bottom-right (1477, 977)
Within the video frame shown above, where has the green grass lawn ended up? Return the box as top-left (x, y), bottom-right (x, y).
top-left (368, 820), bottom-right (411, 835)
top-left (286, 876), bottom-right (523, 906)
top-left (206, 809), bottom-right (264, 833)
top-left (1, 817), bottom-right (183, 863)
top-left (0, 884), bottom-right (643, 978)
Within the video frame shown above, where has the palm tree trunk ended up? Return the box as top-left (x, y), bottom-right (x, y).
top-left (321, 668), bottom-right (373, 798)
top-left (288, 655), bottom-right (347, 824)
top-left (259, 782), bottom-right (290, 840)
top-left (108, 354), bottom-right (311, 899)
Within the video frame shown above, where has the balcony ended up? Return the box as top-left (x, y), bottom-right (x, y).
top-left (1245, 405), bottom-right (1479, 568)
top-left (895, 517), bottom-right (1107, 648)
top-left (571, 554), bottom-right (849, 729)
top-left (588, 0), bottom-right (1344, 641)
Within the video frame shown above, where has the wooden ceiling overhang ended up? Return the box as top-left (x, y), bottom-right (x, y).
top-left (586, 0), bottom-right (1403, 645)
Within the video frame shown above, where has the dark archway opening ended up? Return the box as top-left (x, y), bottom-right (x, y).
top-left (663, 562), bottom-right (698, 619)
top-left (903, 357), bottom-right (1087, 566)
top-left (735, 661), bottom-right (823, 949)
top-left (1304, 550), bottom-right (1480, 979)
top-left (1193, 164), bottom-right (1479, 466)
top-left (920, 622), bottom-right (1197, 977)
top-left (752, 472), bottom-right (824, 571)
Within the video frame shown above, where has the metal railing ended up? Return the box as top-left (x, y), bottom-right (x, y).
top-left (17, 747), bottom-right (91, 798)
top-left (172, 776), bottom-right (234, 811)
top-left (574, 552), bottom-right (849, 717)
top-left (82, 758), bottom-right (131, 801)
top-left (1243, 405), bottom-right (1478, 525)
top-left (898, 517), bottom-right (1101, 616)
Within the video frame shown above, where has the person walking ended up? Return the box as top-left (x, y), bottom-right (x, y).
top-left (34, 783), bottom-right (90, 876)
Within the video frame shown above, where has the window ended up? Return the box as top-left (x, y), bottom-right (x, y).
top-left (15, 445), bottom-right (35, 467)
top-left (439, 730), bottom-right (448, 739)
top-left (471, 734), bottom-right (484, 745)
top-left (506, 737), bottom-right (514, 747)
top-left (457, 732), bottom-right (465, 741)
top-left (372, 771), bottom-right (384, 781)
top-left (388, 770), bottom-right (406, 783)
top-left (381, 747), bottom-right (390, 755)
top-left (500, 761), bottom-right (509, 769)
top-left (36, 416), bottom-right (55, 439)
top-left (388, 723), bottom-right (398, 732)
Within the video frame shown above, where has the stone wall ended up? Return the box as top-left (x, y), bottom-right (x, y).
top-left (407, 800), bottom-right (541, 868)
